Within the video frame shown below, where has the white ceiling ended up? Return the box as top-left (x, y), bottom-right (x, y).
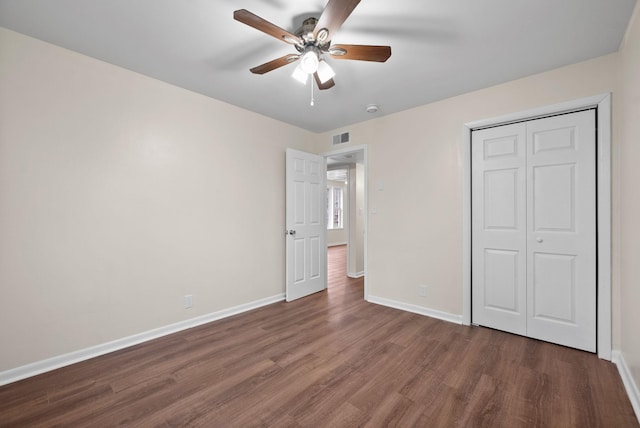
top-left (327, 169), bottom-right (348, 182)
top-left (0, 0), bottom-right (636, 133)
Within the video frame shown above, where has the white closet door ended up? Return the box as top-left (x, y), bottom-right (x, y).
top-left (472, 123), bottom-right (527, 336)
top-left (472, 110), bottom-right (596, 352)
top-left (526, 110), bottom-right (596, 352)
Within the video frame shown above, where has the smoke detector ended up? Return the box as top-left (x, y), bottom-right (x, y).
top-left (366, 104), bottom-right (379, 113)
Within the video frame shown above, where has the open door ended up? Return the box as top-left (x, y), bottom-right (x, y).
top-left (286, 148), bottom-right (327, 301)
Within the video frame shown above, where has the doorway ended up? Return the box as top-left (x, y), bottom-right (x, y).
top-left (324, 145), bottom-right (368, 299)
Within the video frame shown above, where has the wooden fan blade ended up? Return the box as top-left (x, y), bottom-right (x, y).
top-left (250, 54), bottom-right (299, 74)
top-left (234, 9), bottom-right (302, 45)
top-left (314, 72), bottom-right (336, 90)
top-left (330, 44), bottom-right (391, 62)
top-left (313, 0), bottom-right (361, 42)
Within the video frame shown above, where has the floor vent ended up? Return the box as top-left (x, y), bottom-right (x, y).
top-left (332, 132), bottom-right (350, 145)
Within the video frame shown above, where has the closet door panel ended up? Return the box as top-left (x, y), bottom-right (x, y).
top-left (471, 124), bottom-right (527, 335)
top-left (526, 110), bottom-right (596, 352)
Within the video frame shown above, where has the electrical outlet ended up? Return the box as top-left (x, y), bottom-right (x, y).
top-left (184, 294), bottom-right (193, 309)
top-left (418, 284), bottom-right (428, 297)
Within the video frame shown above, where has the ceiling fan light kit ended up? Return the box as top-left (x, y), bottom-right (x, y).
top-left (291, 65), bottom-right (309, 85)
top-left (299, 47), bottom-right (320, 74)
top-left (233, 0), bottom-right (392, 100)
top-left (316, 60), bottom-right (336, 84)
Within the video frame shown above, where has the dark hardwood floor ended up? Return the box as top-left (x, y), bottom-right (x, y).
top-left (1, 245), bottom-right (638, 427)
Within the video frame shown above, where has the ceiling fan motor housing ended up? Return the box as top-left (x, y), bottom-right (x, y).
top-left (297, 17), bottom-right (318, 41)
top-left (295, 17), bottom-right (330, 51)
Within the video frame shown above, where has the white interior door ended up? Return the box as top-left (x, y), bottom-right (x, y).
top-left (472, 110), bottom-right (596, 352)
top-left (471, 123), bottom-right (527, 336)
top-left (525, 111), bottom-right (596, 351)
top-left (286, 148), bottom-right (327, 302)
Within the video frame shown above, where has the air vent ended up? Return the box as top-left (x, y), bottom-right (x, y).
top-left (332, 132), bottom-right (350, 145)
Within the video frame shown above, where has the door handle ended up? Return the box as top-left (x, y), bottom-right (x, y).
top-left (287, 230), bottom-right (296, 236)
top-left (536, 237), bottom-right (543, 243)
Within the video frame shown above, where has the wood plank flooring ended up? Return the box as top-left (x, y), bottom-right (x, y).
top-left (1, 245), bottom-right (638, 427)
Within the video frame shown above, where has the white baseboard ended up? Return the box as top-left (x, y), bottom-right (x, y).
top-left (0, 293), bottom-right (285, 387)
top-left (367, 295), bottom-right (463, 325)
top-left (612, 350), bottom-right (640, 423)
top-left (347, 271), bottom-right (364, 279)
top-left (328, 242), bottom-right (347, 247)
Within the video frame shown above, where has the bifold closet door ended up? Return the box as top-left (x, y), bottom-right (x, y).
top-left (471, 123), bottom-right (527, 336)
top-left (472, 110), bottom-right (596, 352)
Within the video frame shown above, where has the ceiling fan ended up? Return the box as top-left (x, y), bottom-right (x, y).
top-left (233, 0), bottom-right (391, 91)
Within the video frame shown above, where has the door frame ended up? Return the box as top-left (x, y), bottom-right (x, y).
top-left (322, 144), bottom-right (369, 300)
top-left (461, 93), bottom-right (612, 360)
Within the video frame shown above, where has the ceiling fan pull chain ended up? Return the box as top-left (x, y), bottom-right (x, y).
top-left (310, 79), bottom-right (315, 106)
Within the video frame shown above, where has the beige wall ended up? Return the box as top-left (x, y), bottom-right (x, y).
top-left (0, 28), bottom-right (314, 371)
top-left (313, 54), bottom-right (620, 322)
top-left (327, 229), bottom-right (347, 246)
top-left (619, 1), bottom-right (640, 397)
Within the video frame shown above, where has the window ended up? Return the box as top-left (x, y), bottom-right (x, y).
top-left (327, 186), bottom-right (343, 229)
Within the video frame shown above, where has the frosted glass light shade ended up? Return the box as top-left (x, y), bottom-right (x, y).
top-left (299, 50), bottom-right (319, 74)
top-left (291, 64), bottom-right (308, 84)
top-left (316, 60), bottom-right (335, 83)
